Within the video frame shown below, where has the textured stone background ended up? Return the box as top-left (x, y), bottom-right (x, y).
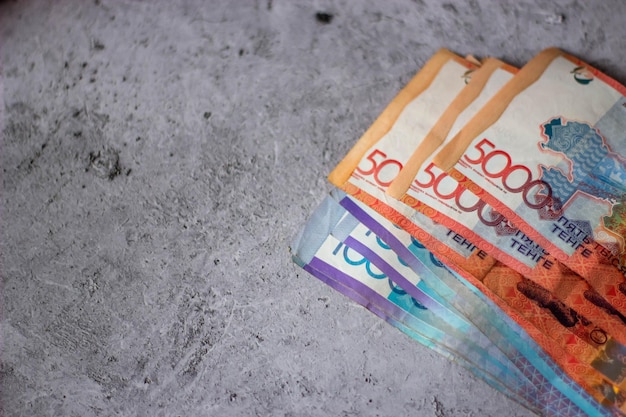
top-left (1, 1), bottom-right (625, 416)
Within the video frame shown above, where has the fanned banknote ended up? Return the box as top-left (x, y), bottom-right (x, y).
top-left (432, 48), bottom-right (626, 312)
top-left (294, 48), bottom-right (626, 416)
top-left (291, 193), bottom-right (606, 417)
top-left (378, 59), bottom-right (626, 347)
top-left (292, 235), bottom-right (537, 412)
top-left (329, 190), bottom-right (623, 416)
top-left (326, 47), bottom-right (626, 410)
top-left (341, 177), bottom-right (626, 402)
top-left (327, 51), bottom-right (626, 352)
top-left (329, 49), bottom-right (476, 190)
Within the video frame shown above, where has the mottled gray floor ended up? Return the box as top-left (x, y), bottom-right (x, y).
top-left (1, 1), bottom-right (625, 416)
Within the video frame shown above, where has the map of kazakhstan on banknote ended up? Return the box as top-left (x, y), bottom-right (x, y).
top-left (432, 48), bottom-right (626, 311)
top-left (291, 194), bottom-right (599, 417)
top-left (328, 189), bottom-right (624, 416)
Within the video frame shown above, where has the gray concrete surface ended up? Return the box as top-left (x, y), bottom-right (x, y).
top-left (1, 1), bottom-right (625, 416)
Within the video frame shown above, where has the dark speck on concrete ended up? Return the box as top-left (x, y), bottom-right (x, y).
top-left (203, 111), bottom-right (212, 119)
top-left (91, 39), bottom-right (105, 50)
top-left (442, 3), bottom-right (458, 13)
top-left (315, 12), bottom-right (333, 24)
top-left (88, 148), bottom-right (121, 180)
top-left (433, 396), bottom-right (446, 417)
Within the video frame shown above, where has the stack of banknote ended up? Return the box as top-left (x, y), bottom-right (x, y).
top-left (290, 48), bottom-right (626, 416)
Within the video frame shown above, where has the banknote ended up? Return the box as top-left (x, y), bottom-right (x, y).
top-left (291, 197), bottom-right (522, 384)
top-left (291, 195), bottom-right (597, 417)
top-left (331, 47), bottom-right (626, 344)
top-left (331, 190), bottom-right (625, 415)
top-left (291, 230), bottom-right (540, 414)
top-left (327, 50), bottom-right (499, 297)
top-left (387, 57), bottom-right (518, 197)
top-left (370, 57), bottom-right (626, 346)
top-left (431, 48), bottom-right (626, 311)
top-left (329, 48), bottom-right (476, 190)
top-left (327, 44), bottom-right (626, 385)
top-left (340, 181), bottom-right (626, 403)
top-left (335, 211), bottom-right (626, 398)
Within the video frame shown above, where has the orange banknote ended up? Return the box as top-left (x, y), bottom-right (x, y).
top-left (432, 48), bottom-right (626, 312)
top-left (328, 49), bottom-right (626, 350)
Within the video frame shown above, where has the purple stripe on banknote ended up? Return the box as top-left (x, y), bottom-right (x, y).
top-left (343, 235), bottom-right (442, 311)
top-left (307, 257), bottom-right (411, 323)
